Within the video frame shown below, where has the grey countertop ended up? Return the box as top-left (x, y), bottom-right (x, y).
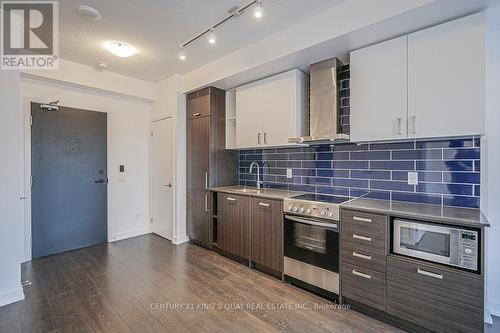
top-left (211, 186), bottom-right (304, 200)
top-left (341, 197), bottom-right (490, 228)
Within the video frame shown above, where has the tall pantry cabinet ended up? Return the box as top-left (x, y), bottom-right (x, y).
top-left (186, 87), bottom-right (238, 246)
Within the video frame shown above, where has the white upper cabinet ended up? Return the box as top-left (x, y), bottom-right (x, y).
top-left (350, 13), bottom-right (485, 142)
top-left (350, 36), bottom-right (408, 142)
top-left (407, 13), bottom-right (485, 138)
top-left (234, 70), bottom-right (308, 149)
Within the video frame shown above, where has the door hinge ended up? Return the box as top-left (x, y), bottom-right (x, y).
top-left (30, 115), bottom-right (33, 126)
top-left (150, 218), bottom-right (153, 225)
top-left (150, 131), bottom-right (153, 137)
top-left (30, 176), bottom-right (32, 187)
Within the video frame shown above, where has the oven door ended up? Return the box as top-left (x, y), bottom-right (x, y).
top-left (393, 219), bottom-right (460, 266)
top-left (283, 214), bottom-right (339, 273)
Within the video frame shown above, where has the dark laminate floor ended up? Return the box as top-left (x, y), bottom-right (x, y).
top-left (0, 234), bottom-right (491, 333)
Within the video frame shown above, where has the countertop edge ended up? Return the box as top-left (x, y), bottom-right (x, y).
top-left (210, 187), bottom-right (304, 200)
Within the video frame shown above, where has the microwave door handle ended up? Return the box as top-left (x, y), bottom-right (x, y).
top-left (285, 215), bottom-right (338, 231)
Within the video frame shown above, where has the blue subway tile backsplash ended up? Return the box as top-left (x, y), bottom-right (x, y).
top-left (238, 137), bottom-right (481, 209)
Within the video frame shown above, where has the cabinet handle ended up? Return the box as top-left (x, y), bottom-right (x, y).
top-left (204, 194), bottom-right (209, 212)
top-left (352, 234), bottom-right (372, 242)
top-left (397, 117), bottom-right (402, 135)
top-left (410, 115), bottom-right (417, 134)
top-left (257, 132), bottom-right (261, 145)
top-left (352, 252), bottom-right (372, 261)
top-left (417, 268), bottom-right (443, 280)
top-left (263, 132), bottom-right (268, 144)
top-left (227, 197), bottom-right (236, 201)
top-left (205, 172), bottom-right (208, 189)
top-left (352, 269), bottom-right (371, 280)
top-left (352, 216), bottom-right (372, 223)
top-left (259, 202), bottom-right (270, 207)
top-left (193, 112), bottom-right (201, 117)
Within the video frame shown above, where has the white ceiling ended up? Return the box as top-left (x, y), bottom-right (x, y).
top-left (59, 0), bottom-right (345, 82)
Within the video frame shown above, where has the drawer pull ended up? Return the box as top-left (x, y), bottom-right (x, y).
top-left (352, 234), bottom-right (372, 242)
top-left (259, 202), bottom-right (270, 207)
top-left (227, 197), bottom-right (236, 201)
top-left (352, 269), bottom-right (371, 280)
top-left (352, 216), bottom-right (372, 223)
top-left (352, 252), bottom-right (372, 260)
top-left (417, 268), bottom-right (443, 280)
top-left (193, 112), bottom-right (201, 117)
top-left (204, 194), bottom-right (209, 212)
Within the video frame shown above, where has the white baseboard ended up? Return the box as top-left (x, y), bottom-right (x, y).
top-left (172, 235), bottom-right (189, 245)
top-left (0, 287), bottom-right (25, 308)
top-left (108, 227), bottom-right (150, 242)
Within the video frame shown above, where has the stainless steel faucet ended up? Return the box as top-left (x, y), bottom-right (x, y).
top-left (249, 161), bottom-right (262, 190)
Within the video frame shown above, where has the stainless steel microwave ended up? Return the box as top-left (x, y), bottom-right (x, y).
top-left (393, 219), bottom-right (479, 272)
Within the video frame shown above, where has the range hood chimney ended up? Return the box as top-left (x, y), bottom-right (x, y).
top-left (289, 57), bottom-right (349, 144)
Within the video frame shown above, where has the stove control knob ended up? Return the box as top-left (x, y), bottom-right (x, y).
top-left (288, 206), bottom-right (293, 211)
top-left (306, 209), bottom-right (311, 214)
top-left (299, 208), bottom-right (304, 213)
top-left (293, 207), bottom-right (298, 212)
top-left (320, 211), bottom-right (325, 216)
top-left (464, 248), bottom-right (473, 255)
top-left (327, 212), bottom-right (333, 217)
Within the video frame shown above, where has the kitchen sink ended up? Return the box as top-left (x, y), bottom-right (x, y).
top-left (234, 188), bottom-right (261, 194)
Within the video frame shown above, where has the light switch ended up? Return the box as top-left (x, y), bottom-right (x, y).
top-left (118, 164), bottom-right (126, 182)
top-left (286, 168), bottom-right (293, 179)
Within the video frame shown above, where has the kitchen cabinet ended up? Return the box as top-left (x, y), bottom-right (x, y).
top-left (251, 197), bottom-right (283, 273)
top-left (387, 255), bottom-right (484, 333)
top-left (350, 36), bottom-right (408, 142)
top-left (234, 69), bottom-right (308, 148)
top-left (350, 13), bottom-right (485, 142)
top-left (186, 87), bottom-right (238, 246)
top-left (407, 13), bottom-right (485, 138)
top-left (217, 193), bottom-right (250, 259)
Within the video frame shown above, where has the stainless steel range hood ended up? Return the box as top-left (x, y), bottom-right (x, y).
top-left (289, 58), bottom-right (350, 144)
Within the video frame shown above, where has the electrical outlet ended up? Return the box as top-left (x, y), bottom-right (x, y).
top-left (286, 168), bottom-right (293, 179)
top-left (408, 172), bottom-right (418, 185)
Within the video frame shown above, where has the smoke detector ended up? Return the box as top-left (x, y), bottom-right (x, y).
top-left (77, 5), bottom-right (101, 20)
top-left (95, 61), bottom-right (109, 72)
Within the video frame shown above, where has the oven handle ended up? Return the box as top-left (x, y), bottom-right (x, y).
top-left (285, 215), bottom-right (338, 231)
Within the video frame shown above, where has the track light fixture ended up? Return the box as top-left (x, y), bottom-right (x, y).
top-left (178, 0), bottom-right (263, 61)
top-left (208, 29), bottom-right (216, 45)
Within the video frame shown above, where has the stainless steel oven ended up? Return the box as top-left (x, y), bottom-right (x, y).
top-left (283, 214), bottom-right (340, 297)
top-left (393, 219), bottom-right (479, 272)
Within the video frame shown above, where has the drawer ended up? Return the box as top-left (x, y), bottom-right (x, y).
top-left (341, 263), bottom-right (386, 311)
top-left (341, 227), bottom-right (386, 252)
top-left (341, 244), bottom-right (386, 273)
top-left (341, 209), bottom-right (387, 235)
top-left (387, 255), bottom-right (483, 333)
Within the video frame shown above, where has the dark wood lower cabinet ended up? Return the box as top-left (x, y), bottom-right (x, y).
top-left (218, 193), bottom-right (250, 259)
top-left (251, 197), bottom-right (283, 273)
top-left (187, 190), bottom-right (210, 245)
top-left (386, 255), bottom-right (484, 333)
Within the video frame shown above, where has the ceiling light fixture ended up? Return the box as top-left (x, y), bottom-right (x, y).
top-left (254, 0), bottom-right (263, 19)
top-left (77, 5), bottom-right (101, 20)
top-left (178, 47), bottom-right (186, 61)
top-left (105, 41), bottom-right (136, 58)
top-left (208, 29), bottom-right (216, 45)
top-left (178, 0), bottom-right (264, 62)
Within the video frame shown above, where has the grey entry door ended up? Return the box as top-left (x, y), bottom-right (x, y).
top-left (31, 103), bottom-right (107, 258)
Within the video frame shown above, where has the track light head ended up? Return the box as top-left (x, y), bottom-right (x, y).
top-left (178, 47), bottom-right (186, 61)
top-left (254, 0), bottom-right (263, 18)
top-left (208, 29), bottom-right (216, 45)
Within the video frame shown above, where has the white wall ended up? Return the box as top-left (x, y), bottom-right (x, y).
top-left (0, 70), bottom-right (25, 306)
top-left (21, 75), bottom-right (153, 260)
top-left (484, 2), bottom-right (500, 321)
top-left (153, 74), bottom-right (187, 244)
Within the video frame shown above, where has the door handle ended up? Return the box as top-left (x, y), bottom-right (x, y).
top-left (352, 252), bottom-right (372, 261)
top-left (257, 132), bottom-right (261, 145)
top-left (410, 115), bottom-right (417, 134)
top-left (263, 132), bottom-right (268, 144)
top-left (94, 179), bottom-right (108, 184)
top-left (193, 112), bottom-right (201, 117)
top-left (162, 183), bottom-right (172, 188)
top-left (227, 197), bottom-right (236, 201)
top-left (397, 117), bottom-right (402, 135)
top-left (352, 234), bottom-right (372, 242)
top-left (259, 202), bottom-right (270, 207)
top-left (352, 269), bottom-right (371, 280)
top-left (205, 171), bottom-right (208, 189)
top-left (352, 216), bottom-right (372, 223)
top-left (204, 194), bottom-right (209, 212)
